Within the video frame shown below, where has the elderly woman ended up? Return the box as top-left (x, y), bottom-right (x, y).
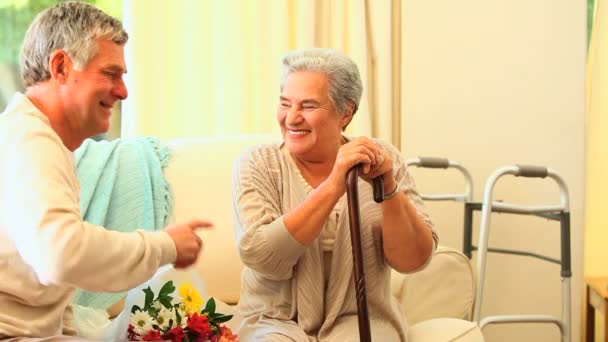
top-left (232, 48), bottom-right (438, 341)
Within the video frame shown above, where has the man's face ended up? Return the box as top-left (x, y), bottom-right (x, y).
top-left (62, 39), bottom-right (127, 138)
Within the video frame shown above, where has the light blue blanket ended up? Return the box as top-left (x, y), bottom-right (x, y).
top-left (72, 137), bottom-right (173, 310)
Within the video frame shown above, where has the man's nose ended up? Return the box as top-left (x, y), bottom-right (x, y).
top-left (112, 77), bottom-right (128, 100)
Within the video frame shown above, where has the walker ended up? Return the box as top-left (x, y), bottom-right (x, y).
top-left (407, 158), bottom-right (572, 341)
top-left (465, 165), bottom-right (572, 342)
top-left (406, 157), bottom-right (474, 257)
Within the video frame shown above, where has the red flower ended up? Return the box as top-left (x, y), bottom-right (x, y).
top-left (127, 324), bottom-right (140, 340)
top-left (163, 326), bottom-right (186, 342)
top-left (187, 313), bottom-right (212, 337)
top-left (142, 329), bottom-right (163, 341)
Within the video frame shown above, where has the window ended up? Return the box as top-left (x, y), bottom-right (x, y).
top-left (588, 0), bottom-right (596, 49)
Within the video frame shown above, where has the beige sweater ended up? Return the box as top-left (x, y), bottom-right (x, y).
top-left (0, 93), bottom-right (177, 337)
top-left (232, 140), bottom-right (437, 341)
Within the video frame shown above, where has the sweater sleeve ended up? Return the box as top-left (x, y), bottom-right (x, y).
top-left (375, 141), bottom-right (438, 276)
top-left (0, 129), bottom-right (176, 291)
top-left (232, 146), bottom-right (306, 280)
top-left (380, 140), bottom-right (438, 247)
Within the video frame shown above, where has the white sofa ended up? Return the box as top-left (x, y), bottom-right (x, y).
top-left (163, 135), bottom-right (484, 341)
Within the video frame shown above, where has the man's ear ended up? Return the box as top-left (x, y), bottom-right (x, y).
top-left (48, 50), bottom-right (72, 83)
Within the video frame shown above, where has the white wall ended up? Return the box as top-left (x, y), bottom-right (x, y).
top-left (402, 1), bottom-right (586, 341)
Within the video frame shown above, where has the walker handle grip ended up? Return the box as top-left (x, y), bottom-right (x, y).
top-left (515, 165), bottom-right (548, 178)
top-left (418, 157), bottom-right (450, 169)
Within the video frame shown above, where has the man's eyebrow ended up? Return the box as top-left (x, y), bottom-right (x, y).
top-left (105, 64), bottom-right (127, 74)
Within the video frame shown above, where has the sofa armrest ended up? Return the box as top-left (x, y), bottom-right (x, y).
top-left (391, 246), bottom-right (475, 325)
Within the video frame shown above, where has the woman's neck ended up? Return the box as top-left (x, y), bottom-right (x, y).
top-left (288, 135), bottom-right (347, 188)
top-left (293, 156), bottom-right (334, 188)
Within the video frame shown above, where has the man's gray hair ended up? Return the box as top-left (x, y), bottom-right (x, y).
top-left (20, 1), bottom-right (128, 87)
top-left (280, 48), bottom-right (363, 116)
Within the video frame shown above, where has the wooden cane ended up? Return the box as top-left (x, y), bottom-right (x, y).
top-left (346, 166), bottom-right (384, 342)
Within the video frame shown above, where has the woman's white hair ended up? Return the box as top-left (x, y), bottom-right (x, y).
top-left (20, 1), bottom-right (128, 87)
top-left (280, 48), bottom-right (363, 117)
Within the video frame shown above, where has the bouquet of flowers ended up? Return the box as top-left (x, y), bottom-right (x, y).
top-left (127, 280), bottom-right (238, 342)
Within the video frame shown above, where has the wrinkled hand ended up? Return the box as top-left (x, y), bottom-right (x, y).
top-left (165, 219), bottom-right (213, 268)
top-left (329, 137), bottom-right (393, 193)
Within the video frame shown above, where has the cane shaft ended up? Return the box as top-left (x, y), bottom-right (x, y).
top-left (346, 167), bottom-right (372, 342)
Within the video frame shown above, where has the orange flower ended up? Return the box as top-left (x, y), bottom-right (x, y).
top-left (218, 324), bottom-right (239, 341)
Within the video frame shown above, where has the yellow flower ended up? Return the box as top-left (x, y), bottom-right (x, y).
top-left (178, 282), bottom-right (203, 314)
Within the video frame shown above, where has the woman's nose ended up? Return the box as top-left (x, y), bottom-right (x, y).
top-left (286, 107), bottom-right (302, 124)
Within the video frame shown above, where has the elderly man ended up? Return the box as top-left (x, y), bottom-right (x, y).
top-left (0, 2), bottom-right (211, 340)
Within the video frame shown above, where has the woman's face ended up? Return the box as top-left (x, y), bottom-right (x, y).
top-left (277, 71), bottom-right (350, 162)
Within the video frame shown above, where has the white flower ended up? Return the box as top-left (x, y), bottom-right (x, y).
top-left (130, 310), bottom-right (154, 335)
top-left (155, 307), bottom-right (176, 330)
top-left (152, 301), bottom-right (163, 311)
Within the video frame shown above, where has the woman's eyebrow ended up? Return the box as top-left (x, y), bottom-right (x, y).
top-left (302, 99), bottom-right (320, 106)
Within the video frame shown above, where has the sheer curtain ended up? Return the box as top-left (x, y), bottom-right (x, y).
top-left (121, 0), bottom-right (403, 148)
top-left (585, 0), bottom-right (607, 277)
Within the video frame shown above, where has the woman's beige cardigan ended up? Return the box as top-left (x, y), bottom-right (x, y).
top-left (232, 139), bottom-right (437, 341)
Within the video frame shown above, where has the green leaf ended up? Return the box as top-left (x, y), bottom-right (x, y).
top-left (175, 306), bottom-right (182, 326)
top-left (203, 297), bottom-right (216, 315)
top-left (159, 297), bottom-right (173, 309)
top-left (143, 287), bottom-right (154, 309)
top-left (131, 305), bottom-right (141, 314)
top-left (213, 314), bottom-right (233, 323)
top-left (158, 280), bottom-right (175, 298)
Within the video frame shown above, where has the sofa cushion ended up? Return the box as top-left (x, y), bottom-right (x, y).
top-left (408, 318), bottom-right (484, 342)
top-left (391, 246), bottom-right (475, 324)
top-left (163, 135), bottom-right (279, 304)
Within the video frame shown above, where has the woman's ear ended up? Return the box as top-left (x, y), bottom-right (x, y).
top-left (341, 103), bottom-right (356, 131)
top-left (48, 50), bottom-right (71, 83)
